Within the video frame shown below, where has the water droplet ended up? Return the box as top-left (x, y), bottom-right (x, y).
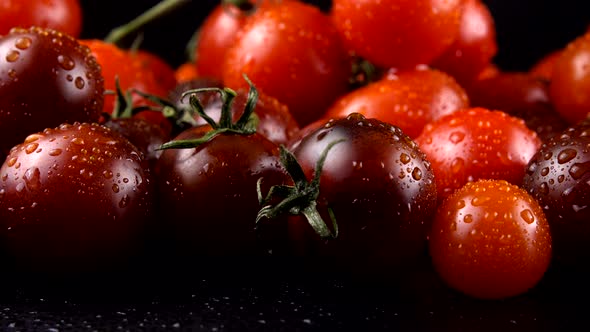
top-left (569, 161), bottom-right (590, 180)
top-left (400, 153), bottom-right (410, 164)
top-left (57, 55), bottom-right (75, 70)
top-left (412, 167), bottom-right (422, 181)
top-left (119, 194), bottom-right (129, 208)
top-left (15, 182), bottom-right (25, 193)
top-left (15, 37), bottom-right (32, 50)
top-left (71, 137), bottom-right (85, 145)
top-left (48, 148), bottom-right (62, 156)
top-left (316, 131), bottom-right (327, 141)
top-left (543, 152), bottom-right (553, 160)
top-left (471, 196), bottom-right (491, 206)
top-left (112, 184), bottom-right (120, 193)
top-left (451, 158), bottom-right (464, 174)
top-left (66, 74), bottom-right (73, 81)
top-left (456, 199), bottom-right (465, 209)
top-left (520, 209), bottom-right (535, 224)
top-left (539, 182), bottom-right (549, 195)
top-left (6, 157), bottom-right (17, 167)
top-left (25, 143), bottom-right (38, 154)
top-left (74, 77), bottom-right (85, 89)
top-left (540, 167), bottom-right (549, 176)
top-left (558, 148), bottom-right (577, 164)
top-left (449, 131), bottom-right (465, 144)
top-left (5, 50), bottom-right (20, 62)
top-left (23, 167), bottom-right (41, 190)
top-left (463, 214), bottom-right (473, 223)
top-left (103, 170), bottom-right (113, 179)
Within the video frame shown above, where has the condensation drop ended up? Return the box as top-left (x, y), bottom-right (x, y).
top-left (5, 50), bottom-right (19, 62)
top-left (15, 37), bottom-right (32, 50)
top-left (520, 209), bottom-right (535, 224)
top-left (463, 214), bottom-right (473, 223)
top-left (57, 55), bottom-right (75, 70)
top-left (24, 167), bottom-right (41, 190)
top-left (49, 148), bottom-right (62, 156)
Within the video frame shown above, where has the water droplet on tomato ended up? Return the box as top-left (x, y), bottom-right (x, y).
top-left (119, 194), bottom-right (129, 208)
top-left (5, 50), bottom-right (20, 62)
top-left (57, 55), bottom-right (75, 70)
top-left (540, 167), bottom-right (549, 176)
top-left (464, 214), bottom-right (473, 223)
top-left (449, 131), bottom-right (465, 144)
top-left (24, 167), bottom-right (41, 190)
top-left (48, 149), bottom-right (62, 156)
top-left (569, 161), bottom-right (590, 180)
top-left (400, 153), bottom-right (411, 164)
top-left (24, 143), bottom-right (38, 154)
top-left (103, 170), bottom-right (113, 179)
top-left (6, 157), bottom-right (17, 167)
top-left (557, 148), bottom-right (577, 164)
top-left (520, 209), bottom-right (535, 224)
top-left (15, 182), bottom-right (24, 193)
top-left (471, 196), bottom-right (491, 206)
top-left (15, 37), bottom-right (32, 50)
top-left (539, 182), bottom-right (549, 195)
top-left (451, 157), bottom-right (464, 173)
top-left (71, 137), bottom-right (85, 145)
top-left (412, 167), bottom-right (422, 180)
top-left (75, 77), bottom-right (85, 89)
top-left (112, 184), bottom-right (120, 193)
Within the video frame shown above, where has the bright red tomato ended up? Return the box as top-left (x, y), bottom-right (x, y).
top-left (432, 0), bottom-right (498, 85)
top-left (415, 107), bottom-right (542, 200)
top-left (323, 67), bottom-right (470, 139)
top-left (331, 0), bottom-right (464, 69)
top-left (549, 32), bottom-right (590, 124)
top-left (429, 179), bottom-right (552, 299)
top-left (222, 0), bottom-right (351, 127)
top-left (0, 0), bottom-right (82, 37)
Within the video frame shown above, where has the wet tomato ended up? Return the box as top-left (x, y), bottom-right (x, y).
top-left (0, 0), bottom-right (82, 38)
top-left (415, 107), bottom-right (542, 200)
top-left (429, 179), bottom-right (552, 299)
top-left (0, 27), bottom-right (104, 155)
top-left (0, 123), bottom-right (154, 274)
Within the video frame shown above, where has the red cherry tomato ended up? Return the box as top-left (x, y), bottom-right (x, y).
top-left (432, 0), bottom-right (498, 85)
top-left (0, 0), bottom-right (82, 38)
top-left (529, 50), bottom-right (561, 81)
top-left (222, 0), bottom-right (351, 127)
top-left (429, 179), bottom-right (552, 299)
top-left (175, 62), bottom-right (199, 83)
top-left (331, 0), bottom-right (464, 69)
top-left (132, 50), bottom-right (177, 93)
top-left (415, 107), bottom-right (542, 200)
top-left (323, 67), bottom-right (470, 139)
top-left (549, 32), bottom-right (590, 124)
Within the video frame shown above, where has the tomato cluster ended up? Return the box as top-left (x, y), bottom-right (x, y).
top-left (0, 0), bottom-right (589, 301)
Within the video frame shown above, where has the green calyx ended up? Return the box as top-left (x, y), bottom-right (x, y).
top-left (159, 75), bottom-right (260, 150)
top-left (256, 139), bottom-right (345, 240)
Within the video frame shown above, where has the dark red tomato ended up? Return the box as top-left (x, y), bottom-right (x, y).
top-left (132, 49), bottom-right (177, 93)
top-left (415, 107), bottom-right (542, 200)
top-left (323, 67), bottom-right (470, 139)
top-left (0, 27), bottom-right (104, 155)
top-left (80, 39), bottom-right (169, 116)
top-left (0, 123), bottom-right (154, 274)
top-left (287, 113), bottom-right (437, 277)
top-left (522, 121), bottom-right (590, 266)
top-left (222, 1), bottom-right (351, 127)
top-left (331, 0), bottom-right (464, 69)
top-left (429, 179), bottom-right (552, 299)
top-left (0, 0), bottom-right (82, 38)
top-left (155, 126), bottom-right (291, 262)
top-left (529, 49), bottom-right (561, 81)
top-left (432, 0), bottom-right (498, 85)
top-left (549, 32), bottom-right (590, 124)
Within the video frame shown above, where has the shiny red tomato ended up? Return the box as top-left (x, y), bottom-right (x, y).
top-left (0, 27), bottom-right (104, 156)
top-left (415, 107), bottom-right (542, 200)
top-left (222, 0), bottom-right (351, 127)
top-left (331, 0), bottom-right (464, 69)
top-left (0, 0), bottom-right (82, 37)
top-left (132, 49), bottom-right (177, 93)
top-left (549, 32), bottom-right (590, 124)
top-left (432, 0), bottom-right (498, 85)
top-left (323, 67), bottom-right (470, 139)
top-left (429, 179), bottom-right (552, 299)
top-left (0, 123), bottom-right (154, 274)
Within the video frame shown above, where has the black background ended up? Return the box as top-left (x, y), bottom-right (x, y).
top-left (1, 1), bottom-right (590, 331)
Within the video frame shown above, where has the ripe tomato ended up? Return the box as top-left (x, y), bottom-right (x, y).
top-left (222, 0), bottom-right (351, 127)
top-left (273, 113), bottom-right (438, 277)
top-left (522, 120), bottom-right (590, 267)
top-left (0, 27), bottom-right (104, 156)
top-left (132, 49), bottom-right (177, 93)
top-left (323, 67), bottom-right (470, 139)
top-left (0, 0), bottom-right (82, 38)
top-left (415, 107), bottom-right (542, 200)
top-left (529, 50), bottom-right (562, 81)
top-left (429, 179), bottom-right (552, 299)
top-left (331, 0), bottom-right (464, 69)
top-left (432, 0), bottom-right (498, 85)
top-left (0, 123), bottom-right (154, 274)
top-left (80, 39), bottom-right (169, 116)
top-left (175, 62), bottom-right (199, 83)
top-left (549, 32), bottom-right (590, 124)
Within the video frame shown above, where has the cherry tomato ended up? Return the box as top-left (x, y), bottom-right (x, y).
top-left (432, 0), bottom-right (498, 85)
top-left (0, 27), bottom-right (104, 155)
top-left (331, 0), bottom-right (464, 69)
top-left (222, 0), bottom-right (351, 127)
top-left (323, 67), bottom-right (470, 139)
top-left (529, 50), bottom-right (562, 81)
top-left (429, 179), bottom-right (552, 299)
top-left (80, 39), bottom-right (169, 116)
top-left (0, 0), bottom-right (82, 38)
top-left (0, 123), bottom-right (154, 274)
top-left (132, 49), bottom-right (177, 93)
top-left (522, 120), bottom-right (590, 267)
top-left (415, 107), bottom-right (542, 200)
top-left (175, 62), bottom-right (199, 83)
top-left (549, 32), bottom-right (590, 124)
top-left (285, 113), bottom-right (438, 277)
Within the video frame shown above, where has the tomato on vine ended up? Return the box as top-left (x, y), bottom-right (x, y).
top-left (0, 0), bottom-right (82, 37)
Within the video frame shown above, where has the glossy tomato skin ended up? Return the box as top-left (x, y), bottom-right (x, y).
top-left (429, 179), bottom-right (552, 299)
top-left (549, 32), bottom-right (590, 124)
top-left (529, 50), bottom-right (561, 81)
top-left (0, 27), bottom-right (104, 155)
top-left (81, 40), bottom-right (169, 115)
top-left (133, 50), bottom-right (177, 93)
top-left (0, 123), bottom-right (154, 275)
top-left (522, 121), bottom-right (590, 267)
top-left (331, 0), bottom-right (464, 69)
top-left (323, 67), bottom-right (470, 139)
top-left (415, 107), bottom-right (542, 200)
top-left (289, 113), bottom-right (438, 277)
top-left (222, 1), bottom-right (351, 127)
top-left (432, 0), bottom-right (498, 85)
top-left (0, 0), bottom-right (82, 38)
top-left (155, 127), bottom-right (291, 266)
